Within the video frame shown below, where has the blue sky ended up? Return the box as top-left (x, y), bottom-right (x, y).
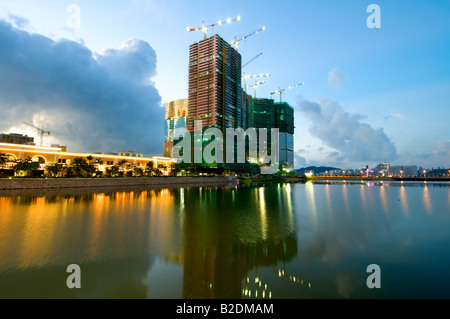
top-left (0, 0), bottom-right (449, 169)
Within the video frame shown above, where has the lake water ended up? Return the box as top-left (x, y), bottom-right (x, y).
top-left (0, 180), bottom-right (449, 299)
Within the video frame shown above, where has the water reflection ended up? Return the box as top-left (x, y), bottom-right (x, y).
top-left (399, 184), bottom-right (410, 216)
top-left (379, 184), bottom-right (389, 216)
top-left (180, 185), bottom-right (298, 299)
top-left (0, 180), bottom-right (449, 299)
top-left (305, 182), bottom-right (318, 230)
top-left (0, 185), bottom-right (298, 299)
top-left (423, 184), bottom-right (433, 214)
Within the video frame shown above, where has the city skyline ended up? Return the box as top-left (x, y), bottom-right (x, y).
top-left (0, 0), bottom-right (448, 170)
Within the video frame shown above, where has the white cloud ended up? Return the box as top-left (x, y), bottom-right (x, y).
top-left (296, 96), bottom-right (398, 163)
top-left (327, 67), bottom-right (344, 88)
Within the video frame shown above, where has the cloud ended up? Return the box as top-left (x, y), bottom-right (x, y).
top-left (408, 140), bottom-right (450, 168)
top-left (0, 19), bottom-right (164, 155)
top-left (294, 151), bottom-right (308, 168)
top-left (297, 97), bottom-right (398, 163)
top-left (327, 68), bottom-right (344, 88)
top-left (8, 14), bottom-right (30, 29)
top-left (384, 112), bottom-right (405, 121)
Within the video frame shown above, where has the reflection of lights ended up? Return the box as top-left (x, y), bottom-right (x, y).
top-left (399, 185), bottom-right (409, 216)
top-left (325, 184), bottom-right (333, 217)
top-left (284, 183), bottom-right (294, 234)
top-left (423, 186), bottom-right (432, 215)
top-left (305, 182), bottom-right (318, 229)
top-left (276, 268), bottom-right (312, 288)
top-left (259, 187), bottom-right (267, 240)
top-left (360, 184), bottom-right (369, 217)
top-left (379, 185), bottom-right (388, 215)
top-left (342, 183), bottom-right (350, 216)
top-left (243, 275), bottom-right (272, 299)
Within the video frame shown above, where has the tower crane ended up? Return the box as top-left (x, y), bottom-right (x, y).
top-left (270, 82), bottom-right (304, 102)
top-left (230, 26), bottom-right (266, 50)
top-left (242, 73), bottom-right (270, 93)
top-left (22, 121), bottom-right (50, 146)
top-left (187, 16), bottom-right (241, 40)
top-left (247, 80), bottom-right (266, 98)
top-left (242, 52), bottom-right (262, 69)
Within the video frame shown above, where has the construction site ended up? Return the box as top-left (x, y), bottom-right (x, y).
top-left (165, 16), bottom-right (302, 174)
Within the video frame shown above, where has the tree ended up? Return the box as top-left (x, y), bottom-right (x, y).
top-left (145, 161), bottom-right (154, 176)
top-left (69, 157), bottom-right (96, 177)
top-left (106, 164), bottom-right (119, 177)
top-left (14, 157), bottom-right (40, 176)
top-left (169, 162), bottom-right (180, 176)
top-left (133, 166), bottom-right (144, 177)
top-left (0, 153), bottom-right (7, 168)
top-left (46, 163), bottom-right (64, 177)
top-left (117, 159), bottom-right (128, 176)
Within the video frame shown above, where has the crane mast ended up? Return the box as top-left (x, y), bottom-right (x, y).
top-left (22, 121), bottom-right (50, 146)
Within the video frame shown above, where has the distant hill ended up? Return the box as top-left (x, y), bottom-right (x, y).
top-left (295, 166), bottom-right (341, 175)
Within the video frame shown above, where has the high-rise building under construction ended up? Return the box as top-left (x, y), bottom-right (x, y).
top-left (187, 34), bottom-right (242, 132)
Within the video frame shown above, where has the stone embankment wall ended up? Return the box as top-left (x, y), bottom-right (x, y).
top-left (0, 176), bottom-right (238, 190)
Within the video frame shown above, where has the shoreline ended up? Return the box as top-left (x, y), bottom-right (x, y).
top-left (0, 176), bottom-right (239, 191)
top-left (0, 175), bottom-right (448, 193)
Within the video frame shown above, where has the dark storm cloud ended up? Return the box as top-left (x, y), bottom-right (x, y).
top-left (0, 19), bottom-right (163, 155)
top-left (297, 96), bottom-right (398, 163)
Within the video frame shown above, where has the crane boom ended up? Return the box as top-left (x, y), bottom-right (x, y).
top-left (242, 52), bottom-right (262, 69)
top-left (247, 80), bottom-right (266, 98)
top-left (242, 73), bottom-right (270, 93)
top-left (187, 16), bottom-right (241, 39)
top-left (270, 82), bottom-right (304, 102)
top-left (230, 26), bottom-right (265, 50)
top-left (22, 121), bottom-right (50, 146)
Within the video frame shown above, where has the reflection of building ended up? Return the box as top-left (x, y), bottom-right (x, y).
top-left (180, 186), bottom-right (298, 298)
top-left (164, 98), bottom-right (188, 157)
top-left (0, 133), bottom-right (34, 145)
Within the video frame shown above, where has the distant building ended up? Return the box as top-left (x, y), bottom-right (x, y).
top-left (118, 151), bottom-right (143, 158)
top-left (390, 165), bottom-right (418, 177)
top-left (164, 98), bottom-right (188, 157)
top-left (374, 162), bottom-right (390, 176)
top-left (0, 133), bottom-right (34, 145)
top-left (275, 102), bottom-right (295, 170)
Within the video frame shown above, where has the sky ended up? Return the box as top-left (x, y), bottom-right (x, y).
top-left (0, 0), bottom-right (449, 169)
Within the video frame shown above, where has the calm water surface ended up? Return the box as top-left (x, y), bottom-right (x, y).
top-left (0, 181), bottom-right (449, 299)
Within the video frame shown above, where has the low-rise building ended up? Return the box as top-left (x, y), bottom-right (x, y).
top-left (0, 142), bottom-right (176, 176)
